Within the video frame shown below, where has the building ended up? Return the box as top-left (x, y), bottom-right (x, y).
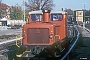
top-left (74, 10), bottom-right (84, 24)
top-left (0, 3), bottom-right (11, 19)
top-left (6, 7), bottom-right (11, 19)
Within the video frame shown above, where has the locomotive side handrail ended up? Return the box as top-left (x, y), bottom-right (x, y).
top-left (54, 35), bottom-right (60, 42)
top-left (16, 35), bottom-right (22, 48)
top-left (68, 30), bottom-right (72, 36)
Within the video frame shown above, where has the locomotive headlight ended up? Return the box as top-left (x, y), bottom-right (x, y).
top-left (49, 34), bottom-right (54, 38)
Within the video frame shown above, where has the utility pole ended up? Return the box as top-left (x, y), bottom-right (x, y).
top-left (83, 3), bottom-right (86, 28)
top-left (0, 0), bottom-right (2, 18)
top-left (23, 0), bottom-right (25, 22)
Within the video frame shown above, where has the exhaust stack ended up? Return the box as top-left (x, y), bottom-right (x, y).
top-left (42, 10), bottom-right (51, 22)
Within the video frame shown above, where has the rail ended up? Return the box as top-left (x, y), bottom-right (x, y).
top-left (78, 25), bottom-right (90, 33)
top-left (0, 37), bottom-right (22, 45)
top-left (0, 37), bottom-right (22, 53)
top-left (84, 27), bottom-right (90, 33)
top-left (61, 26), bottom-right (80, 60)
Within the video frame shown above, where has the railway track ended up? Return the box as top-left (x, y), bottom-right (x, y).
top-left (0, 37), bottom-right (22, 60)
top-left (60, 25), bottom-right (80, 60)
top-left (0, 41), bottom-right (15, 60)
top-left (0, 28), bottom-right (22, 59)
top-left (0, 35), bottom-right (22, 53)
top-left (0, 38), bottom-right (22, 51)
top-left (68, 25), bottom-right (90, 60)
top-left (0, 41), bottom-right (16, 51)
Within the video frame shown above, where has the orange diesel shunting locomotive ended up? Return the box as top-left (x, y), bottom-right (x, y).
top-left (17, 10), bottom-right (68, 58)
top-left (23, 10), bottom-right (54, 45)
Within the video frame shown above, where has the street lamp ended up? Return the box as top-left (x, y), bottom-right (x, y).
top-left (83, 3), bottom-right (86, 28)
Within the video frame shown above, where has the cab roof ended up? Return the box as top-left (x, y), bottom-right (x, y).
top-left (28, 10), bottom-right (67, 14)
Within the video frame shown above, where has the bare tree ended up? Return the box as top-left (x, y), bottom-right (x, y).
top-left (25, 0), bottom-right (54, 11)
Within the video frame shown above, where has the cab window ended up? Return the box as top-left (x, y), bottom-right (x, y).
top-left (31, 14), bottom-right (42, 21)
top-left (51, 14), bottom-right (62, 21)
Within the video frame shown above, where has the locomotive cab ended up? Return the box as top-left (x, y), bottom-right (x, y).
top-left (17, 10), bottom-right (68, 58)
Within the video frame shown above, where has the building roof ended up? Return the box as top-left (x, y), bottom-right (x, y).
top-left (74, 10), bottom-right (84, 11)
top-left (0, 18), bottom-right (7, 21)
